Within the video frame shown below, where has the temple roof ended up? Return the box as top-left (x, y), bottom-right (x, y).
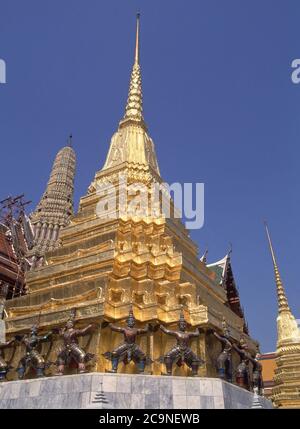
top-left (207, 253), bottom-right (248, 333)
top-left (207, 254), bottom-right (228, 285)
top-left (0, 223), bottom-right (19, 282)
top-left (0, 219), bottom-right (28, 298)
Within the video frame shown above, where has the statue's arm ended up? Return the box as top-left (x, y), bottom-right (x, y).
top-left (232, 343), bottom-right (243, 356)
top-left (109, 324), bottom-right (124, 334)
top-left (76, 324), bottom-right (94, 337)
top-left (189, 329), bottom-right (201, 338)
top-left (137, 324), bottom-right (149, 335)
top-left (5, 339), bottom-right (15, 347)
top-left (248, 355), bottom-right (256, 365)
top-left (0, 339), bottom-right (14, 349)
top-left (39, 331), bottom-right (53, 342)
top-left (213, 331), bottom-right (224, 342)
top-left (160, 325), bottom-right (176, 336)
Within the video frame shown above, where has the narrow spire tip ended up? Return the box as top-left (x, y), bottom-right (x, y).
top-left (264, 222), bottom-right (291, 313)
top-left (67, 134), bottom-right (73, 147)
top-left (134, 13), bottom-right (140, 65)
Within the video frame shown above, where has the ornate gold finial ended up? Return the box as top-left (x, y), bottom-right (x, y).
top-left (200, 248), bottom-right (208, 264)
top-left (119, 13), bottom-right (146, 130)
top-left (264, 222), bottom-right (290, 313)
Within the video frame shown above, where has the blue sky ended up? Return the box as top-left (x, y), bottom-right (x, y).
top-left (0, 0), bottom-right (299, 352)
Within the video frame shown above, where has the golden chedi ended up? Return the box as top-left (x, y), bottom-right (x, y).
top-left (3, 15), bottom-right (258, 379)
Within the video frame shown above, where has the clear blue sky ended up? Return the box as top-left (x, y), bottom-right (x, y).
top-left (0, 0), bottom-right (299, 352)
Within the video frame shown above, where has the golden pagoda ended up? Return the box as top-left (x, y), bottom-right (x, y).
top-left (3, 15), bottom-right (257, 378)
top-left (265, 224), bottom-right (300, 408)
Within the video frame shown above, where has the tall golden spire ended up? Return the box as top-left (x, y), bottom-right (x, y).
top-left (265, 222), bottom-right (300, 346)
top-left (100, 13), bottom-right (160, 176)
top-left (265, 223), bottom-right (290, 313)
top-left (119, 13), bottom-right (146, 130)
top-left (265, 224), bottom-right (300, 408)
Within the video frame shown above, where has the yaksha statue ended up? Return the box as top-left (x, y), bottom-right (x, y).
top-left (56, 315), bottom-right (96, 375)
top-left (0, 338), bottom-right (15, 381)
top-left (212, 319), bottom-right (233, 382)
top-left (233, 337), bottom-right (251, 390)
top-left (250, 347), bottom-right (263, 395)
top-left (104, 308), bottom-right (150, 373)
top-left (159, 311), bottom-right (203, 376)
top-left (16, 325), bottom-right (53, 379)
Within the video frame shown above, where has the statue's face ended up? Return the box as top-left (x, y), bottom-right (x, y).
top-left (223, 328), bottom-right (230, 338)
top-left (127, 318), bottom-right (135, 328)
top-left (239, 339), bottom-right (248, 351)
top-left (179, 321), bottom-right (186, 332)
top-left (66, 321), bottom-right (74, 329)
top-left (31, 327), bottom-right (38, 336)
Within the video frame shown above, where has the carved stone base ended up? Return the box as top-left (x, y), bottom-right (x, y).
top-left (0, 320), bottom-right (5, 343)
top-left (0, 372), bottom-right (273, 409)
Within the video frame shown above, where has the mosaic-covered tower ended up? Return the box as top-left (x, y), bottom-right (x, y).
top-left (28, 138), bottom-right (76, 268)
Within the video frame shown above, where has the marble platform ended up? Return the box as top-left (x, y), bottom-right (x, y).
top-left (0, 372), bottom-right (273, 409)
top-left (0, 319), bottom-right (5, 343)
